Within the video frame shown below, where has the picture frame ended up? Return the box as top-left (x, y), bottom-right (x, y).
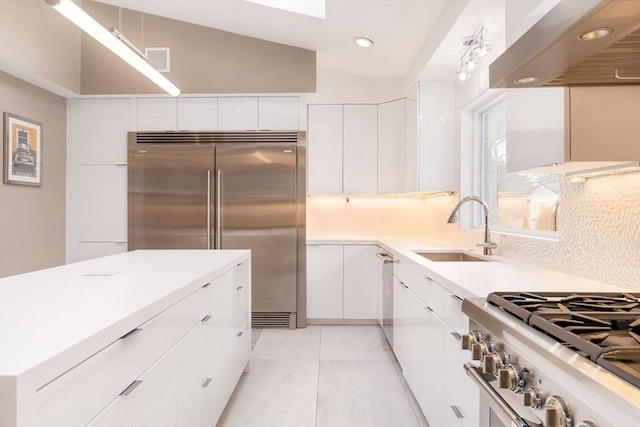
top-left (3, 112), bottom-right (43, 186)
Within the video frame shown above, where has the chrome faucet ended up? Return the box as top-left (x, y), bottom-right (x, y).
top-left (447, 196), bottom-right (497, 255)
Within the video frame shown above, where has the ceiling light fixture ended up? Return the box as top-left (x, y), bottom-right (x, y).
top-left (514, 76), bottom-right (539, 85)
top-left (44, 0), bottom-right (180, 96)
top-left (579, 27), bottom-right (613, 41)
top-left (455, 27), bottom-right (493, 82)
top-left (353, 37), bottom-right (374, 48)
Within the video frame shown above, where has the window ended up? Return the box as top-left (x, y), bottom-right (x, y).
top-left (476, 98), bottom-right (560, 233)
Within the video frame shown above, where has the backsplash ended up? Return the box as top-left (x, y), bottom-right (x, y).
top-left (307, 171), bottom-right (640, 291)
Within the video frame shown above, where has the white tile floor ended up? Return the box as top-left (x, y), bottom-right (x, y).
top-left (216, 325), bottom-right (429, 427)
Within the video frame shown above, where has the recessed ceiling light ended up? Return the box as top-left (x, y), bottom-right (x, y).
top-left (514, 76), bottom-right (539, 84)
top-left (579, 27), bottom-right (613, 41)
top-left (353, 37), bottom-right (374, 48)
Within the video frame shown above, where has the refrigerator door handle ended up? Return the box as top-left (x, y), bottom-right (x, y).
top-left (216, 169), bottom-right (222, 249)
top-left (207, 169), bottom-right (212, 249)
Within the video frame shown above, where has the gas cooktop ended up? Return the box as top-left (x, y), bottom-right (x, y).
top-left (487, 291), bottom-right (640, 388)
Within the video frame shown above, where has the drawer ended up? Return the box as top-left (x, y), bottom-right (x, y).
top-left (408, 270), bottom-right (443, 314)
top-left (36, 306), bottom-right (185, 427)
top-left (177, 321), bottom-right (250, 427)
top-left (232, 259), bottom-right (249, 288)
top-left (176, 295), bottom-right (235, 419)
top-left (392, 255), bottom-right (412, 286)
top-left (175, 270), bottom-right (234, 327)
top-left (440, 287), bottom-right (468, 334)
top-left (232, 278), bottom-right (250, 331)
top-left (86, 347), bottom-right (177, 427)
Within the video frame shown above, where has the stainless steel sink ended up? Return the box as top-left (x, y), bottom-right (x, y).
top-left (413, 251), bottom-right (492, 262)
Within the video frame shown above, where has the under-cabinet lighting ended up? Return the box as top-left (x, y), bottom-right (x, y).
top-left (45, 0), bottom-right (180, 96)
top-left (579, 27), bottom-right (613, 41)
top-left (564, 161), bottom-right (640, 179)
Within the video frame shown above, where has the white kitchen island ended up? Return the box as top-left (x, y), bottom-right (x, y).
top-left (0, 249), bottom-right (251, 427)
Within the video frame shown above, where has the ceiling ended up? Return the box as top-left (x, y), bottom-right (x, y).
top-left (93, 0), bottom-right (450, 79)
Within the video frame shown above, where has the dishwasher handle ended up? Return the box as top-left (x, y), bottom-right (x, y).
top-left (464, 363), bottom-right (542, 427)
top-left (376, 252), bottom-right (398, 264)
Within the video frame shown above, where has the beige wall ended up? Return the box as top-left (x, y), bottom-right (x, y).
top-left (0, 0), bottom-right (81, 94)
top-left (81, 0), bottom-right (316, 95)
top-left (0, 72), bottom-right (67, 278)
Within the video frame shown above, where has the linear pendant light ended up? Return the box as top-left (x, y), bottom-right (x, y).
top-left (45, 0), bottom-right (180, 96)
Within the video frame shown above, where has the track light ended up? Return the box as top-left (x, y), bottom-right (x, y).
top-left (454, 27), bottom-right (493, 83)
top-left (45, 0), bottom-right (180, 96)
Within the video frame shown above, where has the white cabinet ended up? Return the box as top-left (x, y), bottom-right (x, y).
top-left (218, 97), bottom-right (258, 131)
top-left (259, 97), bottom-right (299, 130)
top-left (343, 105), bottom-right (378, 194)
top-left (136, 98), bottom-right (178, 131)
top-left (307, 244), bottom-right (344, 319)
top-left (78, 98), bottom-right (130, 165)
top-left (343, 245), bottom-right (378, 319)
top-left (78, 165), bottom-right (127, 242)
top-left (378, 99), bottom-right (407, 194)
top-left (307, 244), bottom-right (379, 320)
top-left (177, 97), bottom-right (218, 131)
top-left (307, 105), bottom-right (343, 194)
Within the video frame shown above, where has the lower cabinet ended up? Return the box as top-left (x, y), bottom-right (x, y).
top-left (391, 256), bottom-right (479, 427)
top-left (307, 244), bottom-right (378, 320)
top-left (36, 260), bottom-right (250, 427)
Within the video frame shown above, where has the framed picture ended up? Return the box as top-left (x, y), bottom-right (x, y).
top-left (3, 112), bottom-right (43, 186)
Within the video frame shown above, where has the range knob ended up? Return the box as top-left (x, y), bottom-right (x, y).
top-left (523, 387), bottom-right (544, 409)
top-left (544, 396), bottom-right (572, 427)
top-left (497, 363), bottom-right (527, 393)
top-left (461, 330), bottom-right (485, 350)
top-left (482, 350), bottom-right (510, 375)
top-left (471, 339), bottom-right (494, 361)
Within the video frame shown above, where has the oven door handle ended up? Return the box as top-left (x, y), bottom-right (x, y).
top-left (464, 363), bottom-right (542, 427)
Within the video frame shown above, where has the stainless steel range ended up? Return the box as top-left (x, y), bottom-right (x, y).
top-left (461, 292), bottom-right (640, 427)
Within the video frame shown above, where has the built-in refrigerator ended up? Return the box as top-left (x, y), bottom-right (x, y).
top-left (128, 131), bottom-right (306, 328)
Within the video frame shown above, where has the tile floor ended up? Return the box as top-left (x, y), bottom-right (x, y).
top-left (216, 325), bottom-right (429, 427)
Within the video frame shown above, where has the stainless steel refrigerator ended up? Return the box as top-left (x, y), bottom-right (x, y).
top-left (128, 131), bottom-right (306, 328)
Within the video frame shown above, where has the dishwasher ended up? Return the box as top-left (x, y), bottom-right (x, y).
top-left (376, 250), bottom-right (396, 345)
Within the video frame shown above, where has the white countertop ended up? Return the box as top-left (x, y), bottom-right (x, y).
top-left (308, 236), bottom-right (631, 299)
top-left (0, 250), bottom-right (249, 378)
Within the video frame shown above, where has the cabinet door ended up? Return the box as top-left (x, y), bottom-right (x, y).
top-left (78, 99), bottom-right (130, 165)
top-left (378, 100), bottom-right (407, 194)
top-left (442, 325), bottom-right (479, 427)
top-left (570, 86), bottom-right (640, 161)
top-left (307, 245), bottom-right (343, 319)
top-left (259, 97), bottom-right (299, 130)
top-left (177, 97), bottom-right (218, 131)
top-left (308, 105), bottom-right (343, 194)
top-left (78, 242), bottom-right (127, 261)
top-left (78, 165), bottom-right (127, 242)
top-left (506, 88), bottom-right (565, 172)
top-left (343, 245), bottom-right (378, 319)
top-left (218, 97), bottom-right (258, 130)
top-left (136, 98), bottom-right (178, 131)
top-left (343, 104), bottom-right (377, 194)
top-left (405, 83), bottom-right (419, 192)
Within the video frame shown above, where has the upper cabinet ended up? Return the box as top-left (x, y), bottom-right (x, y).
top-left (218, 97), bottom-right (258, 131)
top-left (177, 98), bottom-right (218, 131)
top-left (343, 105), bottom-right (378, 194)
top-left (258, 97), bottom-right (299, 130)
top-left (78, 99), bottom-right (130, 165)
top-left (507, 86), bottom-right (640, 173)
top-left (308, 105), bottom-right (343, 194)
top-left (137, 98), bottom-right (178, 131)
top-left (378, 99), bottom-right (407, 194)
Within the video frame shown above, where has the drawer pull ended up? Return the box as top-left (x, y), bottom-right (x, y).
top-left (450, 294), bottom-right (463, 301)
top-left (237, 331), bottom-right (244, 338)
top-left (400, 282), bottom-right (408, 289)
top-left (237, 262), bottom-right (245, 266)
top-left (451, 332), bottom-right (462, 341)
top-left (202, 282), bottom-right (213, 288)
top-left (450, 405), bottom-right (464, 419)
top-left (120, 328), bottom-right (142, 340)
top-left (120, 380), bottom-right (143, 396)
top-left (202, 315), bottom-right (212, 322)
top-left (425, 306), bottom-right (433, 312)
top-left (236, 285), bottom-right (244, 290)
top-left (201, 378), bottom-right (212, 388)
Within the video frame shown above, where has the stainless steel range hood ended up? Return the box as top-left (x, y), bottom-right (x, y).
top-left (490, 0), bottom-right (640, 88)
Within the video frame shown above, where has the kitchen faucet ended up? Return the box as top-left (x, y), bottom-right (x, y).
top-left (447, 196), bottom-right (497, 255)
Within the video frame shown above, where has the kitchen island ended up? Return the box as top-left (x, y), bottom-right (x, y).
top-left (0, 249), bottom-right (251, 427)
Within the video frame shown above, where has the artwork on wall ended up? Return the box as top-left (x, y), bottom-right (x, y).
top-left (3, 112), bottom-right (43, 186)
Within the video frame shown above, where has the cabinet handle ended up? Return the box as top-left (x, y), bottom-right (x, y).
top-left (203, 281), bottom-right (212, 288)
top-left (202, 315), bottom-right (212, 322)
top-left (425, 306), bottom-right (433, 312)
top-left (207, 169), bottom-right (212, 249)
top-left (450, 294), bottom-right (463, 301)
top-left (120, 328), bottom-right (142, 340)
top-left (400, 282), bottom-right (408, 289)
top-left (450, 405), bottom-right (464, 419)
top-left (451, 331), bottom-right (462, 341)
top-left (236, 285), bottom-right (244, 290)
top-left (237, 262), bottom-right (244, 266)
top-left (201, 378), bottom-right (212, 388)
top-left (237, 331), bottom-right (244, 338)
top-left (120, 380), bottom-right (143, 396)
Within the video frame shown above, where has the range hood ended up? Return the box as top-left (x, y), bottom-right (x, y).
top-left (490, 0), bottom-right (640, 88)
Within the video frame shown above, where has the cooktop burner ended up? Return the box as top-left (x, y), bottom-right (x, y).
top-left (487, 291), bottom-right (640, 388)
